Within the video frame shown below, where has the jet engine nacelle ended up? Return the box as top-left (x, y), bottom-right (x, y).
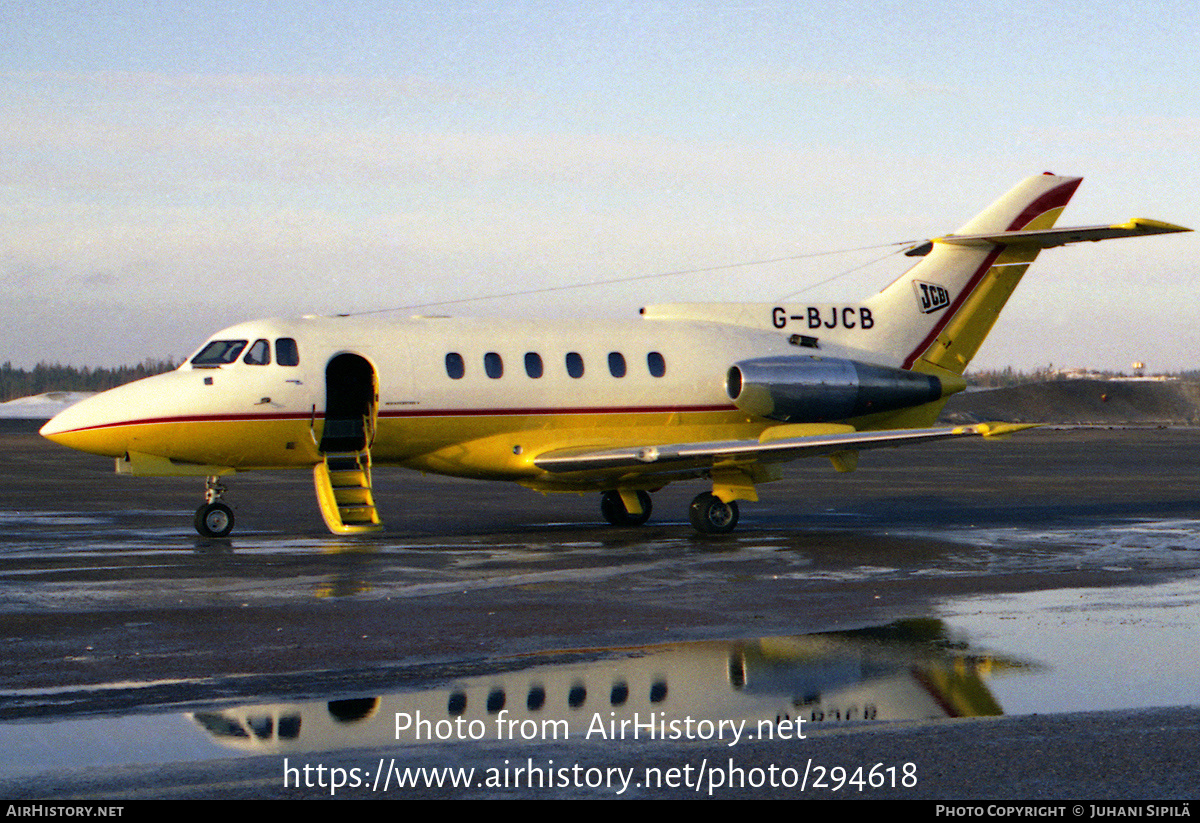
top-left (726, 356), bottom-right (943, 423)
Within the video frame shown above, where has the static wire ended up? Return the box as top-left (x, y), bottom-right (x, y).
top-left (347, 239), bottom-right (922, 316)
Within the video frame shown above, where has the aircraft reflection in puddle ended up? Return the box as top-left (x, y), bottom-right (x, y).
top-left (192, 619), bottom-right (1024, 753)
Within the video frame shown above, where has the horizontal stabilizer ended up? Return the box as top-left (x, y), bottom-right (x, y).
top-left (534, 422), bottom-right (1038, 475)
top-left (931, 218), bottom-right (1190, 250)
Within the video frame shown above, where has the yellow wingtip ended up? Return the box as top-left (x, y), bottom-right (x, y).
top-left (976, 422), bottom-right (1041, 439)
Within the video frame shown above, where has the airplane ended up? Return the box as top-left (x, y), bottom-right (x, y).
top-left (39, 173), bottom-right (1189, 537)
top-left (192, 620), bottom-right (1007, 755)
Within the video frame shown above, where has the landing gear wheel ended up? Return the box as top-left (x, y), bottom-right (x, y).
top-left (689, 493), bottom-right (739, 534)
top-left (195, 502), bottom-right (235, 538)
top-left (600, 490), bottom-right (652, 526)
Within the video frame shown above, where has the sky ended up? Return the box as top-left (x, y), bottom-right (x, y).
top-left (2, 1), bottom-right (1197, 372)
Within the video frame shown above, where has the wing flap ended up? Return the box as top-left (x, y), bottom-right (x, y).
top-left (533, 422), bottom-right (1036, 475)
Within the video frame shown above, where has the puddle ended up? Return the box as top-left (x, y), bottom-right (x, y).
top-left (939, 576), bottom-right (1200, 716)
top-left (0, 618), bottom-right (1001, 774)
top-left (5, 573), bottom-right (1199, 779)
top-left (898, 518), bottom-right (1200, 556)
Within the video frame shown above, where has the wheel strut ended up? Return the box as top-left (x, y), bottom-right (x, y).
top-left (195, 475), bottom-right (235, 537)
top-left (204, 475), bottom-right (227, 505)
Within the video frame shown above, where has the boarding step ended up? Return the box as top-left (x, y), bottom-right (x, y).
top-left (313, 450), bottom-right (383, 534)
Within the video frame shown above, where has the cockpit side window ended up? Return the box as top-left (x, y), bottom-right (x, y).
top-left (243, 339), bottom-right (271, 365)
top-left (190, 340), bottom-right (248, 366)
top-left (275, 338), bottom-right (300, 366)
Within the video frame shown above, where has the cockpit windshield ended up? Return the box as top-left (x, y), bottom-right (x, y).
top-left (189, 337), bottom-right (299, 367)
top-left (190, 340), bottom-right (248, 366)
top-left (243, 339), bottom-right (271, 365)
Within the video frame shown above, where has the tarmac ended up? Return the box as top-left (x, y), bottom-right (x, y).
top-left (2, 420), bottom-right (1199, 799)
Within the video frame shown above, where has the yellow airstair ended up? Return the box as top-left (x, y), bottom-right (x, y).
top-left (313, 450), bottom-right (383, 534)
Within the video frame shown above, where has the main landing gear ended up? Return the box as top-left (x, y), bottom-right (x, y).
top-left (195, 475), bottom-right (234, 538)
top-left (599, 489), bottom-right (740, 535)
top-left (688, 492), bottom-right (739, 535)
top-left (600, 490), bottom-right (652, 526)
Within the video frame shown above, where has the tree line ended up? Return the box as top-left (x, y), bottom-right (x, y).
top-left (966, 366), bottom-right (1197, 388)
top-left (0, 360), bottom-right (178, 402)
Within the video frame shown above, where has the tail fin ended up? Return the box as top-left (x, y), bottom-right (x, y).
top-left (640, 173), bottom-right (1186, 375)
top-left (862, 173), bottom-right (1082, 376)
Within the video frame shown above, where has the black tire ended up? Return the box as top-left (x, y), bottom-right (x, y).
top-left (195, 502), bottom-right (235, 538)
top-left (688, 493), bottom-right (739, 534)
top-left (600, 490), bottom-right (652, 526)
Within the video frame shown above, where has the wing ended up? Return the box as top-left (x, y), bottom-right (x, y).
top-left (533, 422), bottom-right (1035, 477)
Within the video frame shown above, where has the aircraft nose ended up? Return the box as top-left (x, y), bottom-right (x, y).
top-left (40, 401), bottom-right (84, 439)
top-left (38, 373), bottom-right (180, 457)
top-left (39, 415), bottom-right (64, 439)
top-left (40, 390), bottom-right (124, 455)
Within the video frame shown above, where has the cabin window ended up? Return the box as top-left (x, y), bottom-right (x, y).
top-left (524, 352), bottom-right (543, 378)
top-left (484, 352), bottom-right (503, 379)
top-left (275, 338), bottom-right (300, 366)
top-left (445, 352), bottom-right (465, 380)
top-left (243, 339), bottom-right (271, 365)
top-left (610, 681), bottom-right (629, 706)
top-left (650, 679), bottom-right (668, 703)
top-left (527, 685), bottom-right (546, 711)
top-left (568, 683), bottom-right (587, 708)
top-left (190, 340), bottom-right (247, 366)
top-left (565, 352), bottom-right (584, 378)
top-left (607, 352), bottom-right (626, 378)
top-left (447, 691), bottom-right (467, 715)
top-left (647, 351), bottom-right (666, 377)
top-left (486, 689), bottom-right (506, 713)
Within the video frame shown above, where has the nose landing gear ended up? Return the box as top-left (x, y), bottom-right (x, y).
top-left (195, 476), bottom-right (235, 537)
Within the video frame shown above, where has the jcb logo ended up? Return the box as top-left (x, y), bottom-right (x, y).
top-left (913, 281), bottom-right (951, 314)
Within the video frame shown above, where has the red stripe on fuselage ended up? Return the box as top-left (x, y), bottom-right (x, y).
top-left (51, 404), bottom-right (739, 435)
top-left (377, 404), bottom-right (736, 418)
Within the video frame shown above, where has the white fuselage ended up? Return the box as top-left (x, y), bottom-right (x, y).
top-left (41, 310), bottom-right (888, 488)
